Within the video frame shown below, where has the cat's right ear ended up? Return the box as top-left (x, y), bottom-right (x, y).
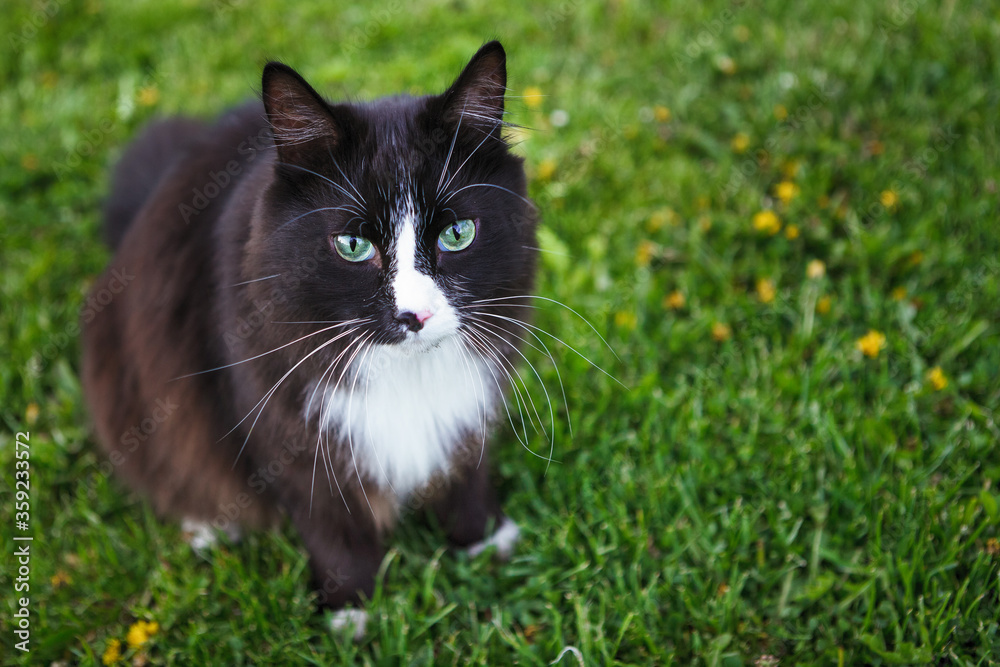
top-left (262, 62), bottom-right (339, 167)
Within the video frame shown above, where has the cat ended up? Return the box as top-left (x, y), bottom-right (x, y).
top-left (81, 40), bottom-right (538, 634)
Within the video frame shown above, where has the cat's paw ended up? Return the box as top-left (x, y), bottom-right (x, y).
top-left (329, 608), bottom-right (368, 642)
top-left (181, 518), bottom-right (241, 554)
top-left (465, 517), bottom-right (520, 561)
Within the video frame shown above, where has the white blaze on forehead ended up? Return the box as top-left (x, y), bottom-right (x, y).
top-left (391, 197), bottom-right (448, 317)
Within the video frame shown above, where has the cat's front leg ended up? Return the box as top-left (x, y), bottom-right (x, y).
top-left (433, 448), bottom-right (520, 560)
top-left (282, 487), bottom-right (391, 640)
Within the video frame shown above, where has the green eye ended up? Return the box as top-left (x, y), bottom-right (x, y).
top-left (437, 219), bottom-right (477, 252)
top-left (332, 234), bottom-right (376, 262)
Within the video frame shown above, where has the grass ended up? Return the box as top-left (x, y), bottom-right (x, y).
top-left (2, 0), bottom-right (999, 664)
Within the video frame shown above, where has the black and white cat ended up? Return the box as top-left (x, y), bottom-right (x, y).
top-left (81, 41), bottom-right (537, 634)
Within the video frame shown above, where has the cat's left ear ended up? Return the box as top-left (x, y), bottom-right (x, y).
top-left (262, 62), bottom-right (340, 167)
top-left (441, 40), bottom-right (508, 136)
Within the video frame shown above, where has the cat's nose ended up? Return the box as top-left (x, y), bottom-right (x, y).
top-left (395, 310), bottom-right (433, 332)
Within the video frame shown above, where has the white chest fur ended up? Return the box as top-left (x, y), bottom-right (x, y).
top-left (311, 337), bottom-right (495, 498)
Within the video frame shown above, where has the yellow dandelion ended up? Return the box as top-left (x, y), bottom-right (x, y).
top-left (907, 250), bottom-right (924, 267)
top-left (756, 278), bottom-right (776, 304)
top-left (806, 259), bottom-right (826, 279)
top-left (646, 208), bottom-right (676, 232)
top-left (730, 132), bottom-right (750, 154)
top-left (752, 210), bottom-right (781, 235)
top-left (698, 215), bottom-right (712, 232)
top-left (733, 25), bottom-right (750, 42)
top-left (523, 86), bottom-right (543, 110)
top-left (891, 286), bottom-right (907, 301)
top-left (711, 322), bottom-right (732, 342)
top-left (126, 620), bottom-right (159, 649)
top-left (715, 55), bottom-right (736, 75)
top-left (50, 570), bottom-right (71, 588)
top-left (102, 639), bottom-right (122, 665)
top-left (773, 104), bottom-right (788, 121)
top-left (880, 189), bottom-right (898, 209)
top-left (816, 295), bottom-right (832, 314)
top-left (781, 159), bottom-right (802, 180)
top-left (927, 366), bottom-right (948, 391)
top-left (784, 224), bottom-right (800, 240)
top-left (653, 105), bottom-right (671, 122)
top-left (614, 310), bottom-right (638, 330)
top-left (664, 290), bottom-right (685, 310)
top-left (137, 86), bottom-right (159, 107)
top-left (635, 240), bottom-right (657, 267)
top-left (856, 330), bottom-right (887, 358)
top-left (774, 180), bottom-right (800, 204)
top-left (25, 402), bottom-right (40, 425)
top-left (536, 158), bottom-right (557, 182)
top-left (986, 538), bottom-right (1000, 556)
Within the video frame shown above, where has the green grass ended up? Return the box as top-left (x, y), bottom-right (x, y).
top-left (2, 0), bottom-right (999, 664)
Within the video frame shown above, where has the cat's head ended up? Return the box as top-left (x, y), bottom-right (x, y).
top-left (246, 41), bottom-right (537, 365)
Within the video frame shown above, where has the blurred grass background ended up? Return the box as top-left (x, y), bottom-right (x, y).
top-left (1, 0), bottom-right (999, 664)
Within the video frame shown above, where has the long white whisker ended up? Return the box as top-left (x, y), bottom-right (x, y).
top-left (174, 319), bottom-right (369, 380)
top-left (229, 274), bottom-right (281, 287)
top-left (226, 326), bottom-right (360, 466)
top-left (474, 310), bottom-right (625, 388)
top-left (460, 332), bottom-right (531, 454)
top-left (441, 182), bottom-right (536, 210)
top-left (467, 295), bottom-right (620, 362)
top-left (436, 104), bottom-right (464, 196)
top-left (464, 316), bottom-right (559, 470)
top-left (440, 128), bottom-right (493, 197)
top-left (275, 162), bottom-right (365, 209)
top-left (453, 337), bottom-right (489, 468)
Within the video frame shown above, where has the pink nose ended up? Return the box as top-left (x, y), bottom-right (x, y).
top-left (414, 310), bottom-right (434, 324)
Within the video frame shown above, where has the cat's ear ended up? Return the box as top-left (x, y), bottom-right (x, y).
top-left (442, 40), bottom-right (508, 136)
top-left (262, 62), bottom-right (339, 166)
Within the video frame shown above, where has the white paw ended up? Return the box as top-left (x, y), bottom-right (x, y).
top-left (181, 518), bottom-right (241, 554)
top-left (465, 517), bottom-right (520, 560)
top-left (329, 608), bottom-right (368, 641)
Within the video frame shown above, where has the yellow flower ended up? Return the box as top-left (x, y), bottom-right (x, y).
top-left (733, 25), bottom-right (750, 42)
top-left (773, 104), bottom-right (788, 121)
top-left (817, 194), bottom-right (830, 209)
top-left (880, 189), bottom-right (898, 209)
top-left (536, 158), bottom-right (557, 182)
top-left (126, 620), bottom-right (159, 649)
top-left (856, 330), bottom-right (887, 358)
top-left (907, 250), bottom-right (924, 267)
top-left (756, 278), bottom-right (776, 304)
top-left (137, 86), bottom-right (159, 107)
top-left (664, 290), bottom-right (685, 310)
top-left (614, 311), bottom-right (638, 330)
top-left (523, 86), bottom-right (544, 110)
top-left (50, 570), bottom-right (71, 588)
top-left (891, 286), bottom-right (907, 301)
top-left (784, 224), bottom-right (800, 240)
top-left (752, 210), bottom-right (781, 235)
top-left (698, 215), bottom-right (712, 232)
top-left (711, 322), bottom-right (732, 342)
top-left (102, 639), bottom-right (122, 665)
top-left (730, 132), bottom-right (750, 154)
top-left (653, 105), bottom-right (671, 122)
top-left (635, 240), bottom-right (657, 267)
top-left (927, 366), bottom-right (948, 391)
top-left (715, 55), bottom-right (736, 75)
top-left (781, 159), bottom-right (802, 180)
top-left (816, 295), bottom-right (832, 314)
top-left (25, 402), bottom-right (39, 425)
top-left (774, 180), bottom-right (800, 204)
top-left (806, 259), bottom-right (826, 279)
top-left (21, 154), bottom-right (38, 171)
top-left (646, 208), bottom-right (676, 232)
